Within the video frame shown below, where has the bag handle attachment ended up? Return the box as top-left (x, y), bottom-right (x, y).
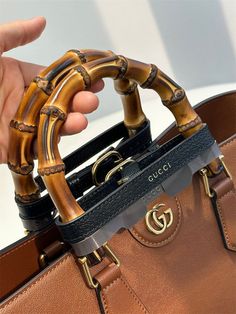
top-left (8, 50), bottom-right (116, 202)
top-left (37, 53), bottom-right (203, 222)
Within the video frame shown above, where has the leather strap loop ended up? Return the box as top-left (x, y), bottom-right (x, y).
top-left (211, 177), bottom-right (236, 251)
top-left (95, 263), bottom-right (148, 314)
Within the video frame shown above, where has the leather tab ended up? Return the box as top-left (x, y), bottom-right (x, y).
top-left (130, 194), bottom-right (182, 248)
top-left (95, 263), bottom-right (148, 314)
top-left (212, 177), bottom-right (236, 251)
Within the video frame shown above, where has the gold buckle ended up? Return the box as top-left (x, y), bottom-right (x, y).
top-left (78, 243), bottom-right (120, 289)
top-left (105, 159), bottom-right (134, 185)
top-left (200, 155), bottom-right (232, 198)
top-left (92, 150), bottom-right (123, 186)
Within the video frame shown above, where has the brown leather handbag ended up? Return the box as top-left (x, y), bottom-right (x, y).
top-left (0, 50), bottom-right (235, 314)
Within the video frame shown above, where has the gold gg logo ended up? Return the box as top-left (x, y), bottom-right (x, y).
top-left (145, 203), bottom-right (173, 235)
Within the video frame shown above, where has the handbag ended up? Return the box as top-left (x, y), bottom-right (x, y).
top-left (0, 50), bottom-right (235, 314)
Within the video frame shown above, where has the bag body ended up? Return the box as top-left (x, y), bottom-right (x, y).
top-left (1, 91), bottom-right (235, 314)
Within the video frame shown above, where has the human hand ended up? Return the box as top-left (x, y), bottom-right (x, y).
top-left (0, 17), bottom-right (103, 164)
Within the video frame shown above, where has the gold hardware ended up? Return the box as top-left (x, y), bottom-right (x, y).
top-left (39, 253), bottom-right (47, 268)
top-left (24, 229), bottom-right (30, 236)
top-left (200, 155), bottom-right (232, 198)
top-left (91, 249), bottom-right (103, 264)
top-left (199, 168), bottom-right (214, 198)
top-left (145, 203), bottom-right (173, 235)
top-left (102, 243), bottom-right (120, 267)
top-left (79, 256), bottom-right (99, 289)
top-left (92, 150), bottom-right (123, 186)
top-left (78, 243), bottom-right (120, 289)
top-left (219, 155), bottom-right (232, 180)
top-left (38, 241), bottom-right (65, 268)
top-left (105, 159), bottom-right (134, 184)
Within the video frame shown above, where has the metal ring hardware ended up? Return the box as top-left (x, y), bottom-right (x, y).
top-left (92, 150), bottom-right (123, 186)
top-left (105, 159), bottom-right (135, 185)
top-left (78, 243), bottom-right (120, 289)
top-left (199, 155), bottom-right (232, 198)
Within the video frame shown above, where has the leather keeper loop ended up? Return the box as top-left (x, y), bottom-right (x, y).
top-left (16, 121), bottom-right (151, 231)
top-left (56, 126), bottom-right (218, 256)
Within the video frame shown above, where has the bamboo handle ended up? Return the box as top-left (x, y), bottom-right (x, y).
top-left (37, 54), bottom-right (202, 222)
top-left (8, 49), bottom-right (115, 203)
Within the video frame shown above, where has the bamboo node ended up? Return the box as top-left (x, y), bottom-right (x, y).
top-left (115, 56), bottom-right (128, 79)
top-left (15, 190), bottom-right (40, 203)
top-left (178, 116), bottom-right (202, 133)
top-left (140, 64), bottom-right (158, 89)
top-left (115, 80), bottom-right (138, 96)
top-left (123, 82), bottom-right (138, 95)
top-left (38, 164), bottom-right (65, 176)
top-left (68, 49), bottom-right (87, 63)
top-left (162, 89), bottom-right (185, 107)
top-left (40, 106), bottom-right (66, 121)
top-left (172, 89), bottom-right (185, 104)
top-left (8, 162), bottom-right (34, 175)
top-left (76, 66), bottom-right (91, 89)
top-left (33, 77), bottom-right (53, 95)
top-left (10, 120), bottom-right (37, 133)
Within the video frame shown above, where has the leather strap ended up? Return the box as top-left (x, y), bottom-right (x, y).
top-left (95, 263), bottom-right (148, 314)
top-left (57, 125), bottom-right (215, 244)
top-left (35, 121), bottom-right (151, 191)
top-left (16, 121), bottom-right (152, 231)
top-left (211, 177), bottom-right (236, 251)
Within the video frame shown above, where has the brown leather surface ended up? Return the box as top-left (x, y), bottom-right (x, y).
top-left (95, 263), bottom-right (148, 314)
top-left (212, 138), bottom-right (236, 251)
top-left (116, 136), bottom-right (236, 314)
top-left (0, 253), bottom-right (100, 314)
top-left (1, 91), bottom-right (236, 313)
top-left (0, 225), bottom-right (61, 301)
top-left (214, 178), bottom-right (236, 251)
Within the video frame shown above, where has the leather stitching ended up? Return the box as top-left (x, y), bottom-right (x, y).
top-left (220, 136), bottom-right (236, 148)
top-left (102, 275), bottom-right (148, 314)
top-left (101, 291), bottom-right (109, 314)
top-left (119, 277), bottom-right (148, 314)
top-left (101, 276), bottom-right (124, 314)
top-left (217, 189), bottom-right (236, 249)
top-left (129, 197), bottom-right (181, 247)
top-left (0, 254), bottom-right (71, 310)
top-left (102, 275), bottom-right (121, 291)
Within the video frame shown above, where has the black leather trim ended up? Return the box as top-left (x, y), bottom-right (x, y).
top-left (16, 121), bottom-right (152, 230)
top-left (57, 125), bottom-right (215, 244)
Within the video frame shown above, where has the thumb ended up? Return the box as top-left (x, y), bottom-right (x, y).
top-left (0, 17), bottom-right (46, 54)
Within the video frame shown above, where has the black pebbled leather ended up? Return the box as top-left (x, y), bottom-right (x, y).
top-left (17, 121), bottom-right (152, 231)
top-left (57, 125), bottom-right (215, 244)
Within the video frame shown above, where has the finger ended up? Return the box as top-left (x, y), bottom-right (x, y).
top-left (89, 80), bottom-right (104, 93)
top-left (71, 91), bottom-right (99, 114)
top-left (0, 16), bottom-right (46, 54)
top-left (61, 112), bottom-right (88, 136)
top-left (18, 60), bottom-right (45, 86)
